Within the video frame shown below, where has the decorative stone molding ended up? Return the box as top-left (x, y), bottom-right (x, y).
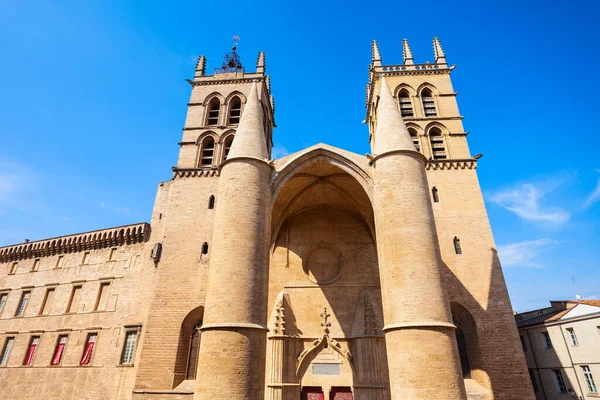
top-left (0, 223), bottom-right (150, 262)
top-left (426, 159), bottom-right (477, 170)
top-left (172, 167), bottom-right (219, 178)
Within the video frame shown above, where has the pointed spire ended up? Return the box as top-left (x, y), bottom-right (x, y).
top-left (371, 40), bottom-right (382, 67)
top-left (373, 76), bottom-right (417, 155)
top-left (226, 81), bottom-right (268, 161)
top-left (433, 37), bottom-right (447, 64)
top-left (194, 55), bottom-right (206, 78)
top-left (256, 52), bottom-right (266, 74)
top-left (402, 38), bottom-right (414, 65)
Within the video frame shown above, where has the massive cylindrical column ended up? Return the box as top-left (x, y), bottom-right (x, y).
top-left (194, 82), bottom-right (272, 399)
top-left (372, 77), bottom-right (466, 400)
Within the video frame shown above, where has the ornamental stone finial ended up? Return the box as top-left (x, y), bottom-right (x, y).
top-left (256, 51), bottom-right (266, 74)
top-left (320, 307), bottom-right (331, 334)
top-left (402, 38), bottom-right (414, 65)
top-left (433, 37), bottom-right (447, 64)
top-left (194, 55), bottom-right (206, 78)
top-left (371, 40), bottom-right (382, 67)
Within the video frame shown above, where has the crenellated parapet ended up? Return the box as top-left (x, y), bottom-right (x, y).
top-left (0, 222), bottom-right (150, 262)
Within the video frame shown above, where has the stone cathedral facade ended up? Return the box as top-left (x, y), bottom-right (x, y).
top-left (0, 39), bottom-right (533, 400)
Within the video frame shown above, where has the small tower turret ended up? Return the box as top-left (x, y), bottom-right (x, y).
top-left (256, 51), bottom-right (266, 74)
top-left (402, 38), bottom-right (414, 65)
top-left (371, 40), bottom-right (382, 67)
top-left (433, 37), bottom-right (447, 65)
top-left (194, 55), bottom-right (206, 78)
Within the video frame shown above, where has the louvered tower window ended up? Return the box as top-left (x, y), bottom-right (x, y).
top-left (199, 137), bottom-right (215, 167)
top-left (408, 128), bottom-right (420, 152)
top-left (429, 127), bottom-right (446, 159)
top-left (228, 96), bottom-right (242, 124)
top-left (207, 98), bottom-right (220, 126)
top-left (223, 135), bottom-right (234, 161)
top-left (398, 89), bottom-right (414, 117)
top-left (421, 88), bottom-right (437, 117)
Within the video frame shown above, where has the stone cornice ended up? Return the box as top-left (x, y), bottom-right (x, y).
top-left (172, 167), bottom-right (219, 178)
top-left (0, 223), bottom-right (150, 263)
top-left (187, 75), bottom-right (265, 87)
top-left (403, 116), bottom-right (464, 122)
top-left (426, 158), bottom-right (477, 170)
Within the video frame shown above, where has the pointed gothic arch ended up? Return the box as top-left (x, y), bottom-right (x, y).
top-left (173, 306), bottom-right (204, 387)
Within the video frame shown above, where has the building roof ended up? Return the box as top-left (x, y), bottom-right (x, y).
top-left (516, 300), bottom-right (600, 328)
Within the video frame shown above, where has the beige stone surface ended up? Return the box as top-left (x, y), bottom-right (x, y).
top-left (0, 41), bottom-right (533, 400)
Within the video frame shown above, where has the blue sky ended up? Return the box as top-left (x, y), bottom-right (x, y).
top-left (1, 1), bottom-right (599, 312)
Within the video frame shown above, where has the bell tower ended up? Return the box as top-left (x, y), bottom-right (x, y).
top-left (366, 39), bottom-right (534, 399)
top-left (133, 42), bottom-right (276, 395)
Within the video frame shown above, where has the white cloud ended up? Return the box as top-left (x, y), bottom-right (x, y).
top-left (272, 144), bottom-right (290, 159)
top-left (583, 170), bottom-right (600, 209)
top-left (115, 207), bottom-right (131, 214)
top-left (497, 238), bottom-right (562, 268)
top-left (487, 175), bottom-right (572, 225)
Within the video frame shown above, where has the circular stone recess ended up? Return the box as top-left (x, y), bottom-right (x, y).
top-left (303, 245), bottom-right (343, 285)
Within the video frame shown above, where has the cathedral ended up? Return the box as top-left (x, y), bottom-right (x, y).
top-left (0, 39), bottom-right (533, 400)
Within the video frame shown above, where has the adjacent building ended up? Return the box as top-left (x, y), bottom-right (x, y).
top-left (0, 39), bottom-right (534, 399)
top-left (516, 300), bottom-right (600, 400)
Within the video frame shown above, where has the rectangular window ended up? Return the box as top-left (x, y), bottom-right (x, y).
top-left (0, 337), bottom-right (15, 366)
top-left (51, 335), bottom-right (68, 366)
top-left (23, 336), bottom-right (40, 366)
top-left (81, 251), bottom-right (90, 265)
top-left (79, 333), bottom-right (98, 365)
top-left (66, 286), bottom-right (82, 313)
top-left (583, 366), bottom-right (598, 393)
top-left (520, 335), bottom-right (527, 352)
top-left (31, 258), bottom-right (40, 272)
top-left (120, 330), bottom-right (138, 365)
top-left (529, 369), bottom-right (539, 393)
top-left (567, 328), bottom-right (578, 346)
top-left (55, 255), bottom-right (65, 269)
top-left (39, 288), bottom-right (55, 315)
top-left (0, 293), bottom-right (7, 315)
top-left (9, 262), bottom-right (18, 274)
top-left (108, 248), bottom-right (117, 261)
top-left (553, 369), bottom-right (567, 393)
top-left (15, 291), bottom-right (30, 317)
top-left (94, 282), bottom-right (110, 311)
top-left (542, 331), bottom-right (552, 349)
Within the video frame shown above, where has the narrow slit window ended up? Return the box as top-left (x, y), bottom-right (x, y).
top-left (207, 98), bottom-right (220, 126)
top-left (228, 96), bottom-right (242, 124)
top-left (81, 251), bottom-right (90, 265)
top-left (15, 291), bottom-right (30, 317)
top-left (80, 333), bottom-right (98, 366)
top-left (453, 237), bottom-right (462, 255)
top-left (39, 288), bottom-right (55, 315)
top-left (429, 127), bottom-right (446, 159)
top-left (0, 293), bottom-right (8, 315)
top-left (23, 336), bottom-right (40, 366)
top-left (0, 337), bottom-right (15, 366)
top-left (208, 195), bottom-right (215, 210)
top-left (66, 285), bottom-right (83, 313)
top-left (94, 282), bottom-right (111, 311)
top-left (432, 187), bottom-right (439, 203)
top-left (200, 137), bottom-right (215, 167)
top-left (186, 319), bottom-right (203, 380)
top-left (51, 335), bottom-right (68, 366)
top-left (408, 128), bottom-right (420, 152)
top-left (202, 242), bottom-right (209, 255)
top-left (398, 89), bottom-right (414, 117)
top-left (9, 262), bottom-right (18, 274)
top-left (542, 331), bottom-right (552, 348)
top-left (421, 88), bottom-right (437, 116)
top-left (31, 258), bottom-right (40, 272)
top-left (108, 247), bottom-right (117, 261)
top-left (120, 330), bottom-right (139, 365)
top-left (55, 255), bottom-right (65, 269)
top-left (223, 134), bottom-right (234, 161)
